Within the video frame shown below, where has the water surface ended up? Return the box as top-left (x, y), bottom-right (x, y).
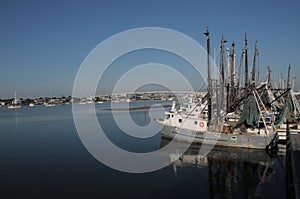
top-left (0, 102), bottom-right (285, 198)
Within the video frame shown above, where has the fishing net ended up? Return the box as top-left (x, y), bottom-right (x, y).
top-left (233, 96), bottom-right (260, 130)
top-left (274, 94), bottom-right (294, 127)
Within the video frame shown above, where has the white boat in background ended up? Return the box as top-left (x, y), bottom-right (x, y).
top-left (79, 97), bottom-right (87, 104)
top-left (87, 97), bottom-right (94, 104)
top-left (29, 103), bottom-right (35, 107)
top-left (8, 92), bottom-right (21, 109)
top-left (44, 99), bottom-right (56, 107)
top-left (44, 102), bottom-right (55, 107)
top-left (7, 104), bottom-right (21, 109)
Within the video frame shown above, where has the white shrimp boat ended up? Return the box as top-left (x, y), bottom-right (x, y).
top-left (157, 95), bottom-right (278, 150)
top-left (157, 28), bottom-right (278, 150)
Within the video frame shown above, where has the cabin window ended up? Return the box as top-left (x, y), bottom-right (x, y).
top-left (171, 115), bottom-right (174, 118)
top-left (194, 121), bottom-right (198, 125)
top-left (167, 114), bottom-right (170, 119)
top-left (178, 119), bottom-right (182, 123)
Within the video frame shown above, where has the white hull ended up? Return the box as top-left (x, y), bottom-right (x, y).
top-left (8, 105), bottom-right (21, 109)
top-left (160, 124), bottom-right (278, 150)
top-left (44, 103), bottom-right (55, 107)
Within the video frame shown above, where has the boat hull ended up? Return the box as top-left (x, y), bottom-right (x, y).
top-left (8, 105), bottom-right (21, 109)
top-left (160, 125), bottom-right (278, 150)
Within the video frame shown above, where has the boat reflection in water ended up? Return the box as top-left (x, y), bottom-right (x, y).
top-left (159, 138), bottom-right (277, 198)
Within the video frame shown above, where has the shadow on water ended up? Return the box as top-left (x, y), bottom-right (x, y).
top-left (159, 138), bottom-right (282, 199)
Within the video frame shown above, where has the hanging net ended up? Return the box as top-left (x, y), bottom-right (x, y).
top-left (232, 96), bottom-right (260, 130)
top-left (274, 93), bottom-right (294, 127)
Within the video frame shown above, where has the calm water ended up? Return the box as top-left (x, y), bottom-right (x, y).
top-left (0, 101), bottom-right (285, 199)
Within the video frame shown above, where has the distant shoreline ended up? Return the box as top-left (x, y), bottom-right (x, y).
top-left (99, 103), bottom-right (180, 111)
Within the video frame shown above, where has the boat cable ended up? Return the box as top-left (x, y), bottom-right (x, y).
top-left (252, 90), bottom-right (268, 135)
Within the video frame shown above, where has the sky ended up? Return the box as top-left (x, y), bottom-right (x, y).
top-left (0, 0), bottom-right (299, 98)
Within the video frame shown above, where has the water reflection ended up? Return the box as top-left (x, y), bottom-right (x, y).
top-left (160, 138), bottom-right (276, 198)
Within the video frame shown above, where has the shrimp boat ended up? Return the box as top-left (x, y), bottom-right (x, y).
top-left (267, 65), bottom-right (300, 140)
top-left (157, 93), bottom-right (278, 149)
top-left (157, 28), bottom-right (278, 150)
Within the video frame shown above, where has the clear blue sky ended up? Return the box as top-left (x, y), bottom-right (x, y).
top-left (0, 0), bottom-right (299, 98)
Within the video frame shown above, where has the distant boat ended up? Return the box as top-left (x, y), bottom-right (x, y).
top-left (44, 102), bottom-right (55, 107)
top-left (8, 92), bottom-right (21, 109)
top-left (44, 97), bottom-right (57, 107)
top-left (87, 97), bottom-right (94, 104)
top-left (79, 97), bottom-right (87, 104)
top-left (29, 103), bottom-right (35, 107)
top-left (44, 99), bottom-right (56, 107)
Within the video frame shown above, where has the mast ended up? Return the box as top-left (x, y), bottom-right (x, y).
top-left (226, 48), bottom-right (230, 85)
top-left (257, 65), bottom-right (260, 83)
top-left (228, 42), bottom-right (235, 109)
top-left (236, 49), bottom-right (244, 97)
top-left (204, 27), bottom-right (211, 124)
top-left (230, 42), bottom-right (235, 93)
top-left (292, 75), bottom-right (296, 91)
top-left (280, 73), bottom-right (284, 89)
top-left (251, 40), bottom-right (259, 84)
top-left (267, 66), bottom-right (272, 88)
top-left (244, 33), bottom-right (249, 88)
top-left (220, 35), bottom-right (227, 85)
top-left (226, 48), bottom-right (230, 111)
top-left (287, 64), bottom-right (291, 89)
top-left (220, 35), bottom-right (227, 110)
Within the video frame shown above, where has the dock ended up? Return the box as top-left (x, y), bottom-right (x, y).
top-left (287, 125), bottom-right (300, 198)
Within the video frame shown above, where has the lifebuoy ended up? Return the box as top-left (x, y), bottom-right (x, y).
top-left (199, 122), bottom-right (204, 127)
